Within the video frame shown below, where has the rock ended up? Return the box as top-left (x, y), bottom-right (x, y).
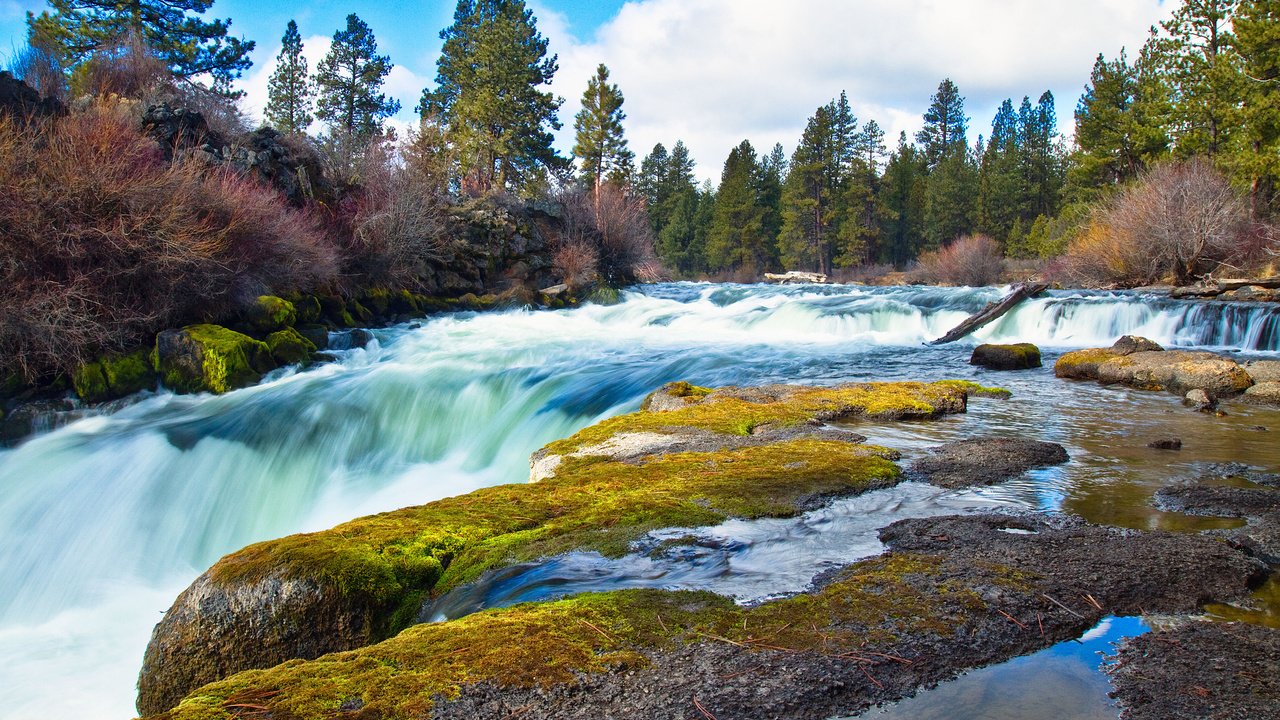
top-left (1220, 284), bottom-right (1279, 302)
top-left (71, 350), bottom-right (155, 403)
top-left (1147, 438), bottom-right (1182, 450)
top-left (1244, 360), bottom-right (1280, 384)
top-left (1109, 622), bottom-right (1280, 720)
top-left (908, 438), bottom-right (1069, 488)
top-left (539, 283), bottom-right (569, 296)
top-left (1056, 346), bottom-right (1253, 397)
top-left (142, 103), bottom-right (223, 159)
top-left (265, 327), bottom-right (317, 366)
top-left (1155, 480), bottom-right (1280, 563)
top-left (349, 329), bottom-right (375, 349)
top-left (245, 295), bottom-right (297, 335)
top-left (144, 514), bottom-right (1264, 720)
top-left (969, 343), bottom-right (1042, 370)
top-left (295, 324), bottom-right (330, 351)
top-left (0, 71), bottom-right (64, 121)
top-left (291, 295), bottom-right (323, 325)
top-left (1183, 388), bottom-right (1216, 411)
top-left (1111, 335), bottom-right (1164, 355)
top-left (155, 325), bottom-right (274, 394)
top-left (640, 381), bottom-right (714, 412)
top-left (1242, 381), bottom-right (1280, 406)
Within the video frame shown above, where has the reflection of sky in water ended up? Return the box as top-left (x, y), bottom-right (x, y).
top-left (854, 616), bottom-right (1149, 720)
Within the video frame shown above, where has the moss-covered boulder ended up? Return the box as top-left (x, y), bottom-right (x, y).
top-left (155, 325), bottom-right (274, 394)
top-left (1056, 338), bottom-right (1253, 397)
top-left (265, 328), bottom-right (317, 366)
top-left (291, 295), bottom-right (323, 325)
top-left (970, 343), bottom-right (1042, 370)
top-left (143, 514), bottom-right (1262, 720)
top-left (244, 295), bottom-right (296, 335)
top-left (136, 380), bottom-right (996, 715)
top-left (71, 350), bottom-right (155, 403)
top-left (294, 323), bottom-right (329, 351)
top-left (318, 295), bottom-right (356, 328)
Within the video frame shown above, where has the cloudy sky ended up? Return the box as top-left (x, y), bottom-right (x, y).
top-left (2, 0), bottom-right (1173, 182)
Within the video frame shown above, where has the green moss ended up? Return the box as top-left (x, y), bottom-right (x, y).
top-left (587, 284), bottom-right (621, 305)
top-left (932, 379), bottom-right (1013, 400)
top-left (158, 325), bottom-right (272, 395)
top-left (72, 350), bottom-right (154, 403)
top-left (292, 296), bottom-right (323, 325)
top-left (361, 289), bottom-right (392, 315)
top-left (158, 553), bottom-right (990, 720)
top-left (71, 362), bottom-right (109, 403)
top-left (210, 437), bottom-right (902, 633)
top-left (247, 296), bottom-right (297, 334)
top-left (265, 328), bottom-right (317, 366)
top-left (544, 381), bottom-right (968, 457)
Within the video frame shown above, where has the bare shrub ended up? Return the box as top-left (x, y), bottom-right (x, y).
top-left (0, 101), bottom-right (337, 380)
top-left (71, 32), bottom-right (171, 100)
top-left (8, 41), bottom-right (67, 102)
top-left (553, 241), bottom-right (599, 289)
top-left (1064, 160), bottom-right (1250, 286)
top-left (558, 182), bottom-right (657, 284)
top-left (912, 234), bottom-right (1006, 286)
top-left (832, 263), bottom-right (897, 284)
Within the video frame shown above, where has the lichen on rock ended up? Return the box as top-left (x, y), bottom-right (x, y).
top-left (970, 343), bottom-right (1042, 370)
top-left (154, 325), bottom-right (274, 395)
top-left (1055, 336), bottom-right (1253, 396)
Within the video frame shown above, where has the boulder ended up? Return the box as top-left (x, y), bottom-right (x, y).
top-left (908, 437), bottom-right (1069, 488)
top-left (244, 295), bottom-right (297, 335)
top-left (265, 327), bottom-right (317, 366)
top-left (1242, 381), bottom-right (1280, 406)
top-left (0, 71), bottom-right (64, 121)
top-left (1111, 335), bottom-right (1164, 355)
top-left (1183, 388), bottom-right (1216, 412)
top-left (1244, 360), bottom-right (1280, 385)
top-left (155, 325), bottom-right (274, 394)
top-left (969, 343), bottom-right (1042, 370)
top-left (295, 324), bottom-right (330, 351)
top-left (1147, 438), bottom-right (1183, 450)
top-left (1056, 345), bottom-right (1253, 397)
top-left (71, 350), bottom-right (155, 403)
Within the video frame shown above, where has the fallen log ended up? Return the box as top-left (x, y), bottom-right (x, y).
top-left (1170, 277), bottom-right (1280, 298)
top-left (927, 282), bottom-right (1048, 345)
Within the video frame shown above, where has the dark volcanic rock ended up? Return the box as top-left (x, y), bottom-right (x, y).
top-left (1111, 335), bottom-right (1164, 355)
top-left (1109, 622), bottom-right (1280, 720)
top-left (908, 437), bottom-right (1069, 488)
top-left (1147, 437), bottom-right (1183, 450)
top-left (1155, 483), bottom-right (1280, 563)
top-left (970, 342), bottom-right (1042, 370)
top-left (0, 71), bottom-right (64, 121)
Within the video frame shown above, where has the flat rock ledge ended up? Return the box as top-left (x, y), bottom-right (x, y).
top-left (144, 514), bottom-right (1265, 720)
top-left (1109, 621), bottom-right (1280, 720)
top-left (1156, 473), bottom-right (1280, 564)
top-left (137, 379), bottom-right (1003, 716)
top-left (1055, 336), bottom-right (1257, 398)
top-left (908, 437), bottom-right (1069, 488)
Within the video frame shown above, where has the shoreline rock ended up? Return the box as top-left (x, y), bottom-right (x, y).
top-left (1055, 336), bottom-right (1254, 397)
top-left (908, 437), bottom-right (1069, 488)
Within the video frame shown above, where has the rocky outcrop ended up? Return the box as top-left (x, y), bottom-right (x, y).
top-left (0, 71), bottom-right (64, 121)
top-left (141, 514), bottom-right (1263, 720)
top-left (969, 342), bottom-right (1042, 370)
top-left (136, 379), bottom-right (1002, 714)
top-left (1055, 336), bottom-right (1254, 397)
top-left (908, 437), bottom-right (1069, 488)
top-left (1109, 622), bottom-right (1280, 720)
top-left (154, 325), bottom-right (273, 394)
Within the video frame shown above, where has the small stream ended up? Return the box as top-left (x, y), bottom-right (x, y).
top-left (1, 283), bottom-right (1277, 720)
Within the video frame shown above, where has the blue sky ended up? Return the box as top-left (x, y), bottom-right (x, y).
top-left (1, 1), bottom-right (1173, 183)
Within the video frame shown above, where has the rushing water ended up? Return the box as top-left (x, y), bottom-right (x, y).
top-left (1, 283), bottom-right (1278, 720)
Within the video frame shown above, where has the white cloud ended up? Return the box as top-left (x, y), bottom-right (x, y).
top-left (540, 0), bottom-right (1172, 182)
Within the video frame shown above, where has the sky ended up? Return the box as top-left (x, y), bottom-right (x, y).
top-left (1, 0), bottom-right (1175, 183)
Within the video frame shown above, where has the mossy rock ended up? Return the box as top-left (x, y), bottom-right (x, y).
top-left (265, 328), bottom-right (317, 366)
top-left (970, 343), bottom-right (1042, 370)
top-left (360, 288), bottom-right (391, 316)
top-left (245, 296), bottom-right (297, 335)
top-left (295, 324), bottom-right (330, 351)
top-left (72, 350), bottom-right (156, 403)
top-left (0, 372), bottom-right (24, 399)
top-left (350, 300), bottom-right (375, 325)
top-left (155, 325), bottom-right (274, 394)
top-left (389, 290), bottom-right (421, 315)
top-left (292, 295), bottom-right (323, 325)
top-left (586, 284), bottom-right (622, 306)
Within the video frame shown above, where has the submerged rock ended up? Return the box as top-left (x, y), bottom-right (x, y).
top-left (136, 380), bottom-right (995, 713)
top-left (1109, 622), bottom-right (1280, 720)
top-left (969, 342), bottom-right (1042, 370)
top-left (141, 514), bottom-right (1263, 720)
top-left (908, 437), bottom-right (1069, 488)
top-left (154, 325), bottom-right (274, 394)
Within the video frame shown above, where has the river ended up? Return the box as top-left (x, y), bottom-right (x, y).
top-left (1, 283), bottom-right (1277, 720)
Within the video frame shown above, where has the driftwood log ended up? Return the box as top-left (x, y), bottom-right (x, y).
top-left (1170, 277), bottom-right (1280, 299)
top-left (928, 283), bottom-right (1048, 345)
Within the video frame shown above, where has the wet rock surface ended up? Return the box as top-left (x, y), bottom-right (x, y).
top-left (970, 342), bottom-right (1042, 370)
top-left (907, 438), bottom-right (1069, 488)
top-left (1056, 337), bottom-right (1254, 397)
top-left (1109, 621), bottom-right (1280, 720)
top-left (1156, 478), bottom-right (1280, 563)
top-left (147, 514), bottom-right (1265, 720)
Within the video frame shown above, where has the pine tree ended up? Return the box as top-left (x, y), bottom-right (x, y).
top-left (778, 104), bottom-right (836, 272)
top-left (421, 0), bottom-right (565, 194)
top-left (636, 143), bottom-right (669, 223)
top-left (707, 140), bottom-right (771, 274)
top-left (977, 99), bottom-right (1025, 242)
top-left (265, 20), bottom-right (313, 134)
top-left (881, 133), bottom-right (927, 266)
top-left (1153, 0), bottom-right (1242, 157)
top-left (315, 14), bottom-right (399, 140)
top-left (758, 143), bottom-right (787, 248)
top-left (29, 0), bottom-right (253, 88)
top-left (1231, 0), bottom-right (1280, 217)
top-left (1021, 91), bottom-right (1064, 221)
top-left (572, 64), bottom-right (634, 190)
top-left (916, 78), bottom-right (969, 167)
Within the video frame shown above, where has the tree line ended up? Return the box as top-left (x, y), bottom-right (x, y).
top-left (13, 0), bottom-right (1280, 281)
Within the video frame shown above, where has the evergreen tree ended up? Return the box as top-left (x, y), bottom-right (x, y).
top-left (758, 143), bottom-right (787, 248)
top-left (1153, 0), bottom-right (1242, 157)
top-left (636, 143), bottom-right (669, 221)
top-left (707, 140), bottom-right (771, 274)
top-left (28, 0), bottom-right (253, 88)
top-left (1231, 0), bottom-right (1280, 217)
top-left (916, 78), bottom-right (969, 167)
top-left (1021, 91), bottom-right (1065, 221)
top-left (315, 14), bottom-right (399, 140)
top-left (265, 20), bottom-right (313, 134)
top-left (778, 104), bottom-right (836, 272)
top-left (421, 0), bottom-right (565, 194)
top-left (880, 133), bottom-right (927, 266)
top-left (572, 63), bottom-right (633, 189)
top-left (977, 98), bottom-right (1026, 242)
